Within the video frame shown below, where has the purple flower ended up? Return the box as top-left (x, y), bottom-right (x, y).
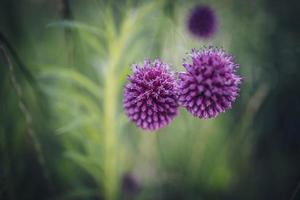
top-left (122, 173), bottom-right (139, 197)
top-left (178, 47), bottom-right (242, 119)
top-left (187, 5), bottom-right (218, 39)
top-left (123, 59), bottom-right (179, 131)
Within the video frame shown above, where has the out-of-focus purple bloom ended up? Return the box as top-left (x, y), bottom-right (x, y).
top-left (122, 173), bottom-right (139, 197)
top-left (123, 59), bottom-right (179, 131)
top-left (187, 5), bottom-right (218, 39)
top-left (178, 47), bottom-right (242, 119)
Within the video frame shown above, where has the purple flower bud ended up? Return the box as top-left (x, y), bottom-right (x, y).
top-left (178, 47), bottom-right (242, 119)
top-left (187, 5), bottom-right (218, 39)
top-left (123, 59), bottom-right (179, 131)
top-left (122, 173), bottom-right (139, 197)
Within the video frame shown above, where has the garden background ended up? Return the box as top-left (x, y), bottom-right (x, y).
top-left (0, 0), bottom-right (300, 199)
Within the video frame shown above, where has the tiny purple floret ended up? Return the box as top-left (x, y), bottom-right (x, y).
top-left (178, 47), bottom-right (242, 119)
top-left (123, 59), bottom-right (179, 131)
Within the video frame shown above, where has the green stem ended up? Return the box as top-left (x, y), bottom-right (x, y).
top-left (103, 68), bottom-right (118, 200)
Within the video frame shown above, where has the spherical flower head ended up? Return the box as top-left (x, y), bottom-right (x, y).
top-left (178, 47), bottom-right (242, 119)
top-left (187, 5), bottom-right (218, 39)
top-left (123, 59), bottom-right (179, 131)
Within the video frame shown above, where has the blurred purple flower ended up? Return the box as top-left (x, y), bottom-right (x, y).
top-left (187, 5), bottom-right (218, 39)
top-left (122, 173), bottom-right (139, 197)
top-left (123, 59), bottom-right (179, 131)
top-left (178, 47), bottom-right (242, 119)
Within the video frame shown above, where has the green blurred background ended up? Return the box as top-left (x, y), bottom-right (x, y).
top-left (0, 0), bottom-right (300, 199)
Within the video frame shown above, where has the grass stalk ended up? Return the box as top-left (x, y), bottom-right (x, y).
top-left (0, 45), bottom-right (53, 193)
top-left (103, 68), bottom-right (118, 200)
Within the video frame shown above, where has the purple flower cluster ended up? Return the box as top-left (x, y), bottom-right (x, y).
top-left (187, 5), bottom-right (218, 39)
top-left (178, 48), bottom-right (242, 118)
top-left (123, 48), bottom-right (241, 131)
top-left (123, 60), bottom-right (179, 131)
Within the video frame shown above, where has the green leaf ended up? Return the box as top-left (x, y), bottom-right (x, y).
top-left (46, 20), bottom-right (104, 37)
top-left (39, 68), bottom-right (102, 100)
top-left (65, 151), bottom-right (103, 181)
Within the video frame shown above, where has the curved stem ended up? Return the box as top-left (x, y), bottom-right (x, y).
top-left (0, 45), bottom-right (53, 193)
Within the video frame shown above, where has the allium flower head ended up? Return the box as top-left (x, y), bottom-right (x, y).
top-left (178, 47), bottom-right (242, 119)
top-left (123, 59), bottom-right (179, 131)
top-left (187, 5), bottom-right (218, 39)
top-left (122, 173), bottom-right (139, 196)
